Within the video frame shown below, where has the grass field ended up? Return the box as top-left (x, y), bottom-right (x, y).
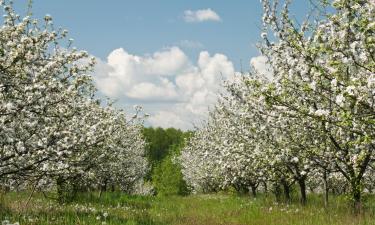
top-left (1, 192), bottom-right (375, 225)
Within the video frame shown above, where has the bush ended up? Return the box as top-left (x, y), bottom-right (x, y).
top-left (152, 149), bottom-right (189, 196)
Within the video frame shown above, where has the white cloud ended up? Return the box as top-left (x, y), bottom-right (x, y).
top-left (148, 110), bottom-right (193, 130)
top-left (143, 47), bottom-right (189, 75)
top-left (250, 55), bottom-right (273, 79)
top-left (126, 79), bottom-right (178, 101)
top-left (94, 47), bottom-right (235, 130)
top-left (183, 8), bottom-right (221, 23)
top-left (94, 47), bottom-right (189, 100)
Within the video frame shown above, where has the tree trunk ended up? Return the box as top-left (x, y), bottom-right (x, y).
top-left (56, 177), bottom-right (65, 203)
top-left (274, 183), bottom-right (282, 202)
top-left (263, 181), bottom-right (268, 193)
top-left (351, 178), bottom-right (362, 213)
top-left (99, 179), bottom-right (108, 198)
top-left (323, 171), bottom-right (329, 207)
top-left (298, 178), bottom-right (307, 205)
top-left (281, 180), bottom-right (291, 203)
top-left (250, 184), bottom-right (257, 197)
top-left (103, 179), bottom-right (108, 192)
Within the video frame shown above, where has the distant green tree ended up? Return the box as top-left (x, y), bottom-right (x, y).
top-left (141, 127), bottom-right (192, 195)
top-left (142, 127), bottom-right (192, 179)
top-left (152, 145), bottom-right (189, 196)
top-left (142, 127), bottom-right (185, 164)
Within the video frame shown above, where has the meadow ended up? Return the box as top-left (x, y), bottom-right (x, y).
top-left (1, 192), bottom-right (375, 225)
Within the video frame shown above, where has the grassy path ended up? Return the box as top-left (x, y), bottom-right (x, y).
top-left (1, 192), bottom-right (375, 225)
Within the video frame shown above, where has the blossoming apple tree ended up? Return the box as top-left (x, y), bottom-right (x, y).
top-left (181, 0), bottom-right (374, 209)
top-left (0, 0), bottom-right (148, 193)
top-left (260, 0), bottom-right (375, 207)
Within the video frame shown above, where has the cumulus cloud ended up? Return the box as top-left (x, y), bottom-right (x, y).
top-left (183, 8), bottom-right (221, 23)
top-left (93, 47), bottom-right (235, 130)
top-left (94, 47), bottom-right (189, 100)
top-left (126, 79), bottom-right (178, 101)
top-left (148, 110), bottom-right (193, 130)
top-left (250, 55), bottom-right (273, 79)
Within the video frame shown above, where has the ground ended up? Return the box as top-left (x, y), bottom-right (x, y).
top-left (1, 192), bottom-right (375, 225)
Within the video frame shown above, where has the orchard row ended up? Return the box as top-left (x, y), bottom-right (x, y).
top-left (180, 0), bottom-right (375, 209)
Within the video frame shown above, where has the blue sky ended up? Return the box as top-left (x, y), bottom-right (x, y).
top-left (25, 0), bottom-right (264, 70)
top-left (13, 0), bottom-right (310, 130)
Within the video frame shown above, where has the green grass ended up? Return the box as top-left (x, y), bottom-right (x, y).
top-left (1, 191), bottom-right (375, 225)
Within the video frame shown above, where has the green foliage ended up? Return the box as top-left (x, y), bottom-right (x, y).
top-left (142, 127), bottom-right (192, 180)
top-left (141, 127), bottom-right (191, 196)
top-left (152, 146), bottom-right (189, 196)
top-left (142, 127), bottom-right (182, 164)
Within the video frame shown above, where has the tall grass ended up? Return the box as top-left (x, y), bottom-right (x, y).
top-left (1, 191), bottom-right (375, 225)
